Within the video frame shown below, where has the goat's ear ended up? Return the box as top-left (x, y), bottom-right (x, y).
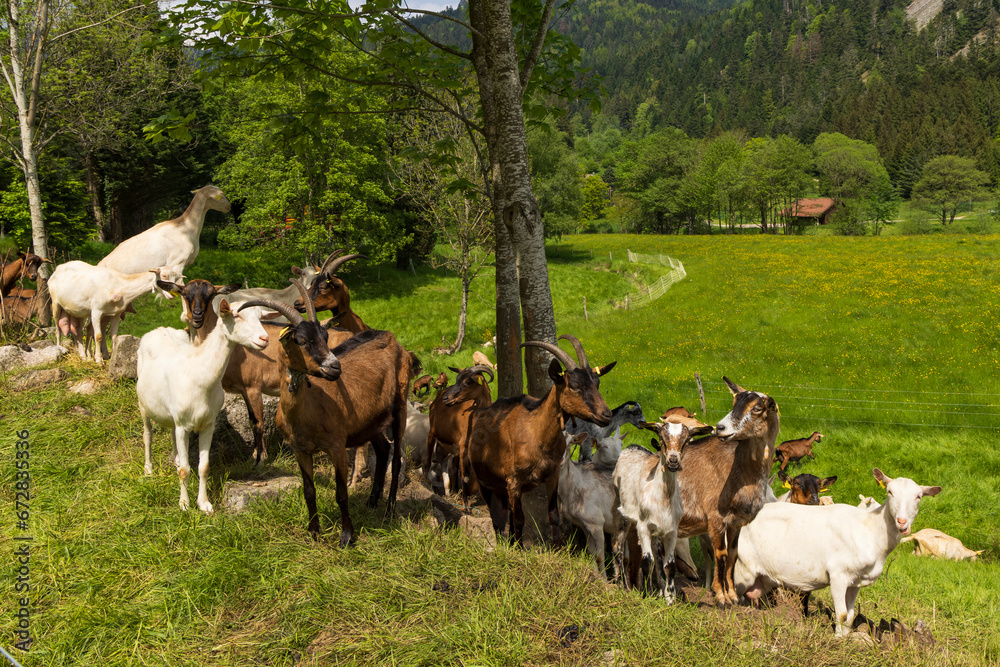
top-left (548, 358), bottom-right (565, 384)
top-left (819, 476), bottom-right (838, 491)
top-left (649, 437), bottom-right (660, 451)
top-left (639, 421), bottom-right (660, 433)
top-left (872, 468), bottom-right (891, 488)
top-left (448, 366), bottom-right (462, 374)
top-left (665, 414), bottom-right (712, 435)
top-left (156, 280), bottom-right (182, 294)
top-left (765, 396), bottom-right (778, 413)
top-left (279, 326), bottom-right (294, 341)
top-left (291, 266), bottom-right (303, 276)
top-left (594, 361), bottom-right (616, 376)
top-left (778, 471), bottom-right (790, 484)
top-left (920, 485), bottom-right (942, 497)
top-left (218, 299), bottom-right (233, 318)
top-left (723, 376), bottom-right (746, 395)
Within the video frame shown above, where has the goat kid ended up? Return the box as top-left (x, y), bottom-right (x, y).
top-left (1, 251), bottom-right (50, 296)
top-left (429, 364), bottom-right (494, 495)
top-left (777, 471), bottom-right (838, 505)
top-left (558, 432), bottom-right (619, 577)
top-left (901, 528), bottom-right (982, 561)
top-left (567, 400), bottom-right (645, 463)
top-left (137, 299), bottom-right (268, 512)
top-left (775, 431), bottom-right (823, 471)
top-left (734, 468), bottom-right (941, 636)
top-left (613, 416), bottom-right (714, 601)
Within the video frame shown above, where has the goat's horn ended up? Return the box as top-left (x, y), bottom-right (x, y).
top-left (325, 253), bottom-right (368, 275)
top-left (557, 334), bottom-right (589, 368)
top-left (320, 248), bottom-right (346, 273)
top-left (520, 340), bottom-right (578, 370)
top-left (239, 298), bottom-right (304, 327)
top-left (467, 364), bottom-right (494, 383)
top-left (288, 278), bottom-right (316, 322)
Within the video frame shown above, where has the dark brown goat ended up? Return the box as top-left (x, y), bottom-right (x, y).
top-left (676, 377), bottom-right (781, 606)
top-left (462, 335), bottom-right (615, 546)
top-left (412, 374), bottom-right (434, 397)
top-left (294, 249), bottom-right (369, 333)
top-left (775, 432), bottom-right (823, 471)
top-left (778, 471), bottom-right (837, 505)
top-left (1, 251), bottom-right (49, 296)
top-left (240, 282), bottom-right (415, 546)
top-left (426, 365), bottom-right (494, 495)
top-left (165, 278), bottom-right (352, 464)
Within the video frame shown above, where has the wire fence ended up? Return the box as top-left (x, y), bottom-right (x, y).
top-left (692, 378), bottom-right (1000, 432)
top-left (625, 250), bottom-right (686, 308)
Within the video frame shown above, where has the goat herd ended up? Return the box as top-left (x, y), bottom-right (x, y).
top-left (1, 186), bottom-right (981, 641)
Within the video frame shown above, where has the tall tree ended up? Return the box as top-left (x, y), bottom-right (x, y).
top-left (2, 0), bottom-right (148, 322)
top-left (161, 0), bottom-right (591, 396)
top-left (912, 155), bottom-right (990, 226)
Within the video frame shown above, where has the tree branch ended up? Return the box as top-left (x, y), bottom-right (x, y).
top-left (520, 0), bottom-right (558, 92)
top-left (387, 10), bottom-right (472, 61)
top-left (51, 1), bottom-right (162, 42)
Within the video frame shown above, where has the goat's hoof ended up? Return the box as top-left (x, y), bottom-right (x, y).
top-left (199, 501), bottom-right (214, 513)
top-left (143, 466), bottom-right (153, 476)
top-left (339, 530), bottom-right (353, 548)
top-left (179, 500), bottom-right (190, 511)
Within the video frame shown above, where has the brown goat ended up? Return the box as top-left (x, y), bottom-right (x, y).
top-left (0, 291), bottom-right (41, 325)
top-left (166, 278), bottom-right (353, 465)
top-left (778, 471), bottom-right (837, 506)
top-left (775, 432), bottom-right (822, 471)
top-left (1, 251), bottom-right (49, 297)
top-left (240, 283), bottom-right (415, 546)
top-left (412, 374), bottom-right (434, 398)
top-left (426, 365), bottom-right (494, 495)
top-left (661, 406), bottom-right (696, 420)
top-left (676, 377), bottom-right (781, 606)
top-left (294, 249), bottom-right (369, 332)
top-left (461, 335), bottom-right (615, 546)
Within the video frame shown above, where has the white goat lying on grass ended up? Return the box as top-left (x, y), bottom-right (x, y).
top-left (137, 299), bottom-right (269, 513)
top-left (734, 468), bottom-right (941, 636)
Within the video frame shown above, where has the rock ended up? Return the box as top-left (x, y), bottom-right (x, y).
top-left (0, 344), bottom-right (67, 372)
top-left (460, 515), bottom-right (497, 550)
top-left (212, 392), bottom-right (281, 460)
top-left (221, 474), bottom-right (302, 514)
top-left (11, 368), bottom-right (68, 390)
top-left (108, 335), bottom-right (141, 380)
top-left (69, 378), bottom-right (100, 395)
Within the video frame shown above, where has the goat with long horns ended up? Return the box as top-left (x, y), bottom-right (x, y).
top-left (294, 248), bottom-right (369, 333)
top-left (460, 334), bottom-right (616, 546)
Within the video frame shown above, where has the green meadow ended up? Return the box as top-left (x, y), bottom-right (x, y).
top-left (2, 233), bottom-right (999, 665)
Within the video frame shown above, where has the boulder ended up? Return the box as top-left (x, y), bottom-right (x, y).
top-left (11, 368), bottom-right (68, 390)
top-left (108, 335), bottom-right (140, 380)
top-left (212, 392), bottom-right (282, 460)
top-left (69, 378), bottom-right (100, 395)
top-left (0, 344), bottom-right (67, 372)
top-left (221, 474), bottom-right (302, 514)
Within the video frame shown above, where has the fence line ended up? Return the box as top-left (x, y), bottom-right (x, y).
top-left (625, 250), bottom-right (686, 308)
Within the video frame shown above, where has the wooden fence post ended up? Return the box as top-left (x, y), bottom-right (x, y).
top-left (583, 296), bottom-right (588, 322)
top-left (695, 372), bottom-right (707, 416)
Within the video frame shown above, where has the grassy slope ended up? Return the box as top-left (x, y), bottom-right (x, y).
top-left (2, 234), bottom-right (999, 666)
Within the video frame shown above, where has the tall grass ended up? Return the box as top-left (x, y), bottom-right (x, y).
top-left (2, 234), bottom-right (999, 665)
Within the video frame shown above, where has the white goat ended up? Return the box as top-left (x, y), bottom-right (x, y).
top-left (99, 185), bottom-right (230, 276)
top-left (613, 416), bottom-right (713, 601)
top-left (734, 468), bottom-right (941, 636)
top-left (901, 528), bottom-right (982, 561)
top-left (558, 432), bottom-right (619, 576)
top-left (136, 299), bottom-right (269, 513)
top-left (49, 262), bottom-right (179, 364)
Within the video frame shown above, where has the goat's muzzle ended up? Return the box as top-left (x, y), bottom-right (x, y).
top-left (293, 298), bottom-right (306, 314)
top-left (666, 459), bottom-right (682, 472)
top-left (317, 358), bottom-right (342, 381)
top-left (590, 408), bottom-right (612, 427)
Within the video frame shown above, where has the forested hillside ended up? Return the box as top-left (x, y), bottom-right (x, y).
top-left (557, 0), bottom-right (1000, 194)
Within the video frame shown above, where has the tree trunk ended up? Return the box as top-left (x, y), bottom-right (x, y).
top-left (7, 0), bottom-right (53, 325)
top-left (84, 150), bottom-right (107, 241)
top-left (448, 274), bottom-right (470, 355)
top-left (482, 0), bottom-right (557, 398)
